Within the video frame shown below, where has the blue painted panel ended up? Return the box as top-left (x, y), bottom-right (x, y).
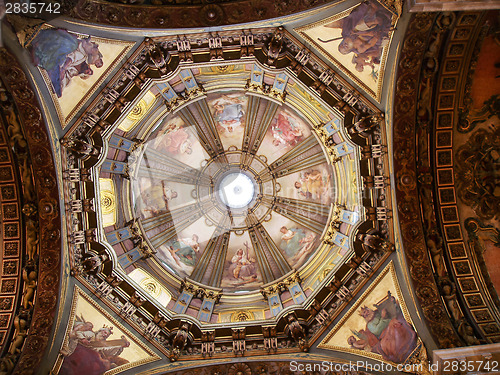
top-left (334, 142), bottom-right (354, 157)
top-left (289, 282), bottom-right (306, 305)
top-left (106, 227), bottom-right (133, 245)
top-left (340, 210), bottom-right (359, 225)
top-left (198, 299), bottom-right (214, 322)
top-left (333, 232), bottom-right (349, 250)
top-left (109, 135), bottom-right (135, 152)
top-left (325, 118), bottom-right (341, 135)
top-left (102, 160), bottom-right (127, 174)
top-left (172, 291), bottom-right (193, 314)
top-left (117, 247), bottom-right (141, 268)
top-left (268, 293), bottom-right (282, 317)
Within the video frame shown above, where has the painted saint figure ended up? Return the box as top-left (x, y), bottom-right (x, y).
top-left (271, 113), bottom-right (304, 147)
top-left (213, 95), bottom-right (245, 133)
top-left (168, 234), bottom-right (200, 267)
top-left (228, 242), bottom-right (257, 280)
top-left (279, 226), bottom-right (307, 258)
top-left (322, 0), bottom-right (392, 73)
top-left (290, 232), bottom-right (317, 266)
top-left (140, 181), bottom-right (177, 217)
top-left (279, 226), bottom-right (317, 266)
top-left (294, 170), bottom-right (328, 201)
top-left (156, 125), bottom-right (193, 155)
top-left (30, 28), bottom-right (104, 97)
top-left (348, 291), bottom-right (418, 363)
top-left (60, 318), bottom-right (130, 375)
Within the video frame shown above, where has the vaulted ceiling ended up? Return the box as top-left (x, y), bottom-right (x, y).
top-left (0, 1), bottom-right (498, 375)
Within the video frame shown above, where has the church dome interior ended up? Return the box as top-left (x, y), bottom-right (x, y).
top-left (0, 0), bottom-right (498, 374)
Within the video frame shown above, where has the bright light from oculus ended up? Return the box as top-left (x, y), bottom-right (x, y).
top-left (218, 173), bottom-right (255, 209)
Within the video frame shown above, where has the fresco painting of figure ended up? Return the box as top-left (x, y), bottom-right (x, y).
top-left (259, 108), bottom-right (311, 163)
top-left (347, 291), bottom-right (418, 363)
top-left (319, 263), bottom-right (419, 364)
top-left (139, 180), bottom-right (177, 218)
top-left (297, 0), bottom-right (396, 99)
top-left (150, 117), bottom-right (208, 164)
top-left (155, 234), bottom-right (201, 278)
top-left (61, 320), bottom-right (129, 374)
top-left (229, 242), bottom-right (257, 280)
top-left (221, 236), bottom-right (261, 291)
top-left (271, 112), bottom-right (305, 147)
top-left (213, 94), bottom-right (246, 133)
top-left (155, 123), bottom-right (193, 155)
top-left (321, 0), bottom-right (392, 74)
top-left (59, 290), bottom-right (155, 375)
top-left (294, 169), bottom-right (332, 203)
top-left (155, 219), bottom-right (214, 278)
top-left (167, 235), bottom-right (200, 268)
top-left (279, 226), bottom-right (317, 268)
top-left (30, 28), bottom-right (104, 98)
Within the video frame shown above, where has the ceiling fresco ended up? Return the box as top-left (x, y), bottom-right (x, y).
top-left (318, 263), bottom-right (420, 365)
top-left (97, 63), bottom-right (362, 320)
top-left (296, 0), bottom-right (398, 101)
top-left (22, 26), bottom-right (133, 126)
top-left (43, 15), bottom-right (401, 372)
top-left (0, 1), bottom-right (499, 375)
top-left (54, 286), bottom-right (160, 374)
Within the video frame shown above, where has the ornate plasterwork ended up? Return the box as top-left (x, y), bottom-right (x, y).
top-left (57, 25), bottom-right (395, 362)
top-left (68, 0), bottom-right (339, 29)
top-left (392, 12), bottom-right (463, 348)
top-left (0, 48), bottom-right (62, 375)
top-left (394, 9), bottom-right (500, 350)
top-left (424, 11), bottom-right (500, 344)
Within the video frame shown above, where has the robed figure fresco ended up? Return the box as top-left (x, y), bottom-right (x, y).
top-left (294, 169), bottom-right (331, 203)
top-left (228, 242), bottom-right (257, 281)
top-left (30, 28), bottom-right (104, 97)
top-left (140, 181), bottom-right (177, 218)
top-left (271, 112), bottom-right (305, 147)
top-left (322, 0), bottom-right (392, 73)
top-left (279, 226), bottom-right (317, 267)
top-left (347, 291), bottom-right (418, 363)
top-left (155, 124), bottom-right (193, 155)
top-left (60, 316), bottom-right (130, 375)
top-left (213, 95), bottom-right (245, 133)
top-left (167, 235), bottom-right (200, 267)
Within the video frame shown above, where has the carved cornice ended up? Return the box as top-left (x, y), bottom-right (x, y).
top-left (0, 47), bottom-right (62, 374)
top-left (69, 0), bottom-right (337, 29)
top-left (393, 13), bottom-right (463, 348)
